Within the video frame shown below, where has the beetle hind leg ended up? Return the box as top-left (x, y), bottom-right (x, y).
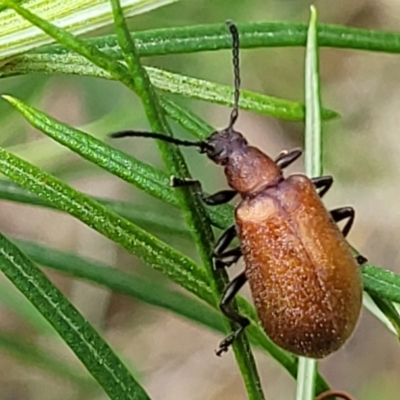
top-left (216, 271), bottom-right (249, 356)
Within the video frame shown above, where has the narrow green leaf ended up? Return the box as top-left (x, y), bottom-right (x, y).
top-left (362, 264), bottom-right (400, 304)
top-left (0, 330), bottom-right (97, 391)
top-left (0, 144), bottom-right (213, 302)
top-left (0, 278), bottom-right (56, 335)
top-left (4, 1), bottom-right (215, 280)
top-left (3, 0), bottom-right (136, 92)
top-left (109, 0), bottom-right (215, 269)
top-left (304, 6), bottom-right (322, 179)
top-left (296, 358), bottom-right (318, 400)
top-left (367, 293), bottom-right (400, 339)
top-left (3, 95), bottom-right (177, 204)
top-left (0, 53), bottom-right (338, 121)
top-left (112, 4), bottom-right (264, 398)
top-left (0, 179), bottom-right (190, 237)
top-left (147, 66), bottom-right (336, 121)
top-left (362, 293), bottom-right (397, 336)
top-left (2, 95), bottom-right (232, 231)
top-left (14, 237), bottom-right (329, 394)
top-left (0, 0), bottom-right (177, 60)
top-left (70, 22), bottom-right (400, 57)
top-left (297, 7), bottom-right (320, 400)
top-left (15, 238), bottom-right (225, 333)
top-left (0, 231), bottom-right (150, 400)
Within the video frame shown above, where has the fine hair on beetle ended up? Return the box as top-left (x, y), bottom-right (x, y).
top-left (111, 21), bottom-right (366, 360)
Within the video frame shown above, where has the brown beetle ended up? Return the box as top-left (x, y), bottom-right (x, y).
top-left (111, 21), bottom-right (365, 358)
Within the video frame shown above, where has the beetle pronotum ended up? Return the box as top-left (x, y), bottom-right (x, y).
top-left (111, 21), bottom-right (365, 359)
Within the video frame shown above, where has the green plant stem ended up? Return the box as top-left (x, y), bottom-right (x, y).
top-left (40, 22), bottom-right (400, 58)
top-left (297, 6), bottom-right (320, 400)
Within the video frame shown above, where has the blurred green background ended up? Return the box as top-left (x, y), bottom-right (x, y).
top-left (0, 0), bottom-right (399, 399)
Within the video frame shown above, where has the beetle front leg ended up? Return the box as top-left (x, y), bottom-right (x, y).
top-left (216, 271), bottom-right (249, 356)
top-left (275, 148), bottom-right (302, 169)
top-left (171, 177), bottom-right (237, 205)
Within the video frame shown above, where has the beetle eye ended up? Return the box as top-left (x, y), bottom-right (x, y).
top-left (207, 144), bottom-right (224, 158)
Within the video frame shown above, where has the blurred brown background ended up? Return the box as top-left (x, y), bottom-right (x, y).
top-left (0, 0), bottom-right (399, 399)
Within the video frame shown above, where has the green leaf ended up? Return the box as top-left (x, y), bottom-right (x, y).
top-left (112, 4), bottom-right (264, 398)
top-left (0, 329), bottom-right (97, 391)
top-left (0, 0), bottom-right (176, 60)
top-left (73, 22), bottom-right (400, 57)
top-left (2, 94), bottom-right (233, 230)
top-left (367, 294), bottom-right (400, 339)
top-left (0, 230), bottom-right (150, 400)
top-left (14, 237), bottom-right (330, 394)
top-left (362, 264), bottom-right (400, 304)
top-left (304, 7), bottom-right (322, 179)
top-left (0, 144), bottom-right (212, 302)
top-left (0, 53), bottom-right (338, 121)
top-left (296, 7), bottom-right (320, 400)
top-left (0, 179), bottom-right (190, 237)
top-left (15, 238), bottom-right (225, 333)
top-left (148, 66), bottom-right (336, 121)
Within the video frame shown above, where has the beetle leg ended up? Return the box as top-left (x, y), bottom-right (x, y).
top-left (214, 225), bottom-right (236, 256)
top-left (171, 177), bottom-right (237, 205)
top-left (215, 247), bottom-right (242, 269)
top-left (216, 271), bottom-right (249, 356)
top-left (275, 148), bottom-right (302, 169)
top-left (213, 225), bottom-right (237, 269)
top-left (312, 176), bottom-right (333, 198)
top-left (330, 207), bottom-right (354, 237)
top-left (330, 207), bottom-right (369, 264)
top-left (356, 255), bottom-right (368, 265)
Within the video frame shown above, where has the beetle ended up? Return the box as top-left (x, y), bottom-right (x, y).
top-left (111, 21), bottom-right (365, 359)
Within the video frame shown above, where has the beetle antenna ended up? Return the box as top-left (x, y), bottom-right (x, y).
top-left (109, 130), bottom-right (211, 152)
top-left (226, 20), bottom-right (240, 129)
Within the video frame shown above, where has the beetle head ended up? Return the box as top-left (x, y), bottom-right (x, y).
top-left (203, 128), bottom-right (248, 165)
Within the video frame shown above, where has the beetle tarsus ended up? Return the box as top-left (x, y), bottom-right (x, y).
top-left (215, 326), bottom-right (246, 356)
top-left (217, 271), bottom-right (250, 354)
top-left (312, 175), bottom-right (334, 198)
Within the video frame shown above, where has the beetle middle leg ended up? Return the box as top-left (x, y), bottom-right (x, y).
top-left (312, 176), bottom-right (333, 198)
top-left (330, 207), bottom-right (354, 237)
top-left (216, 271), bottom-right (250, 356)
top-left (331, 207), bottom-right (368, 265)
top-left (171, 177), bottom-right (237, 205)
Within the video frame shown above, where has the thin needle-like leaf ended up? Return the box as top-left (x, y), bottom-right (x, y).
top-left (0, 230), bottom-right (150, 400)
top-left (13, 237), bottom-right (330, 394)
top-left (0, 54), bottom-right (338, 121)
top-left (2, 95), bottom-right (232, 230)
top-left (0, 144), bottom-right (213, 302)
top-left (297, 7), bottom-right (320, 400)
